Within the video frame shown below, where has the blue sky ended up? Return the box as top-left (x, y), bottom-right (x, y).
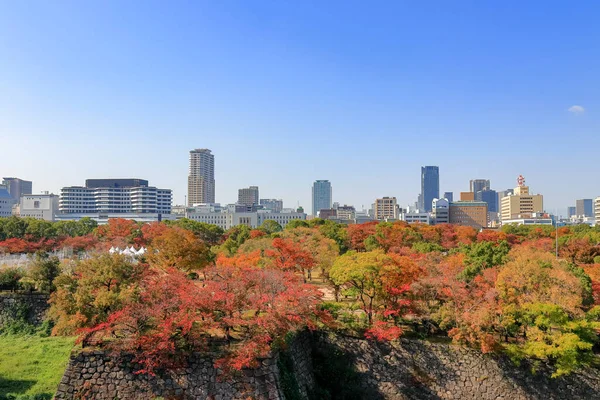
top-left (1, 1), bottom-right (598, 215)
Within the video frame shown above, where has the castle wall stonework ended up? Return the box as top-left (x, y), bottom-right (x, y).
top-left (315, 333), bottom-right (600, 400)
top-left (54, 331), bottom-right (314, 400)
top-left (54, 331), bottom-right (600, 399)
top-left (0, 293), bottom-right (49, 327)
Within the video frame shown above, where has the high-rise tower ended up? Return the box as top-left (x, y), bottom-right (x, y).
top-left (470, 179), bottom-right (490, 193)
top-left (187, 149), bottom-right (215, 206)
top-left (420, 166), bottom-right (439, 212)
top-left (312, 180), bottom-right (332, 217)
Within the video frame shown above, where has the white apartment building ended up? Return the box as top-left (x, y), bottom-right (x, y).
top-left (595, 197), bottom-right (600, 226)
top-left (59, 179), bottom-right (172, 215)
top-left (15, 192), bottom-right (59, 221)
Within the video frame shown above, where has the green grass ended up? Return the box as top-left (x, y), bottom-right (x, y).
top-left (0, 335), bottom-right (75, 400)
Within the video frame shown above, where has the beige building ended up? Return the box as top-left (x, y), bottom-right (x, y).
top-left (188, 149), bottom-right (215, 206)
top-left (595, 197), bottom-right (600, 225)
top-left (500, 176), bottom-right (543, 221)
top-left (460, 192), bottom-right (475, 201)
top-left (449, 201), bottom-right (488, 229)
top-left (374, 197), bottom-right (399, 220)
top-left (238, 186), bottom-right (259, 206)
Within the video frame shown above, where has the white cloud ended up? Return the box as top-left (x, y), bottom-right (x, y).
top-left (568, 105), bottom-right (585, 114)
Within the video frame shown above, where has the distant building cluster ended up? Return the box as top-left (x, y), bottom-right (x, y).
top-left (3, 152), bottom-right (599, 230)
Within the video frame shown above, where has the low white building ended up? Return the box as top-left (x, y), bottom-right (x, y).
top-left (400, 211), bottom-right (431, 224)
top-left (54, 213), bottom-right (177, 224)
top-left (14, 192), bottom-right (59, 221)
top-left (501, 213), bottom-right (555, 226)
top-left (432, 198), bottom-right (449, 224)
top-left (186, 206), bottom-right (306, 229)
top-left (595, 197), bottom-right (600, 226)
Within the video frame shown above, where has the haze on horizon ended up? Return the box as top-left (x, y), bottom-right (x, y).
top-left (1, 1), bottom-right (598, 216)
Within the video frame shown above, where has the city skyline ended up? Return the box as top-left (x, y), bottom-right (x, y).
top-left (1, 2), bottom-right (598, 216)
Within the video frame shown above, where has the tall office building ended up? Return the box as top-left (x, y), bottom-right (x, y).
top-left (312, 180), bottom-right (332, 216)
top-left (238, 186), bottom-right (259, 206)
top-left (475, 189), bottom-right (498, 213)
top-left (188, 149), bottom-right (215, 206)
top-left (420, 166), bottom-right (439, 212)
top-left (2, 177), bottom-right (32, 201)
top-left (470, 179), bottom-right (490, 194)
top-left (576, 199), bottom-right (593, 217)
top-left (443, 192), bottom-right (454, 202)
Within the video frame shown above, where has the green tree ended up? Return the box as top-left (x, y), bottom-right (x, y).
top-left (27, 253), bottom-right (61, 293)
top-left (2, 216), bottom-right (27, 239)
top-left (319, 220), bottom-right (349, 254)
top-left (167, 218), bottom-right (224, 246)
top-left (504, 303), bottom-right (598, 377)
top-left (260, 220), bottom-right (283, 235)
top-left (220, 225), bottom-right (251, 256)
top-left (285, 220), bottom-right (309, 230)
top-left (25, 218), bottom-right (57, 241)
top-left (460, 240), bottom-right (510, 281)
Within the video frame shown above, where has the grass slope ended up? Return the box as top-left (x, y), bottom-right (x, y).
top-left (0, 335), bottom-right (75, 400)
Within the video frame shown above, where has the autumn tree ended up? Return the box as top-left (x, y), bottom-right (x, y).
top-left (560, 238), bottom-right (600, 265)
top-left (146, 227), bottom-right (212, 274)
top-left (49, 254), bottom-right (144, 335)
top-left (346, 222), bottom-right (377, 251)
top-left (281, 227), bottom-right (339, 281)
top-left (330, 250), bottom-right (415, 329)
top-left (82, 265), bottom-right (324, 375)
top-left (495, 247), bottom-right (597, 376)
top-left (94, 218), bottom-right (140, 247)
top-left (266, 238), bottom-right (316, 280)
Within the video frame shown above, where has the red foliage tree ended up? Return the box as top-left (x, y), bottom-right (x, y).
top-left (61, 234), bottom-right (99, 252)
top-left (266, 238), bottom-right (316, 280)
top-left (83, 265), bottom-right (325, 375)
top-left (95, 218), bottom-right (140, 248)
top-left (0, 238), bottom-right (30, 253)
top-left (347, 222), bottom-right (378, 251)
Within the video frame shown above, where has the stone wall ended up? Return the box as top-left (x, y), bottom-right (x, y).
top-left (54, 331), bottom-right (315, 400)
top-left (314, 332), bottom-right (600, 400)
top-left (0, 293), bottom-right (49, 327)
top-left (54, 331), bottom-right (600, 400)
